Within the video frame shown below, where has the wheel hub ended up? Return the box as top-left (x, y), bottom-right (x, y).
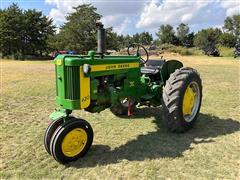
top-left (61, 128), bottom-right (87, 157)
top-left (183, 85), bottom-right (196, 116)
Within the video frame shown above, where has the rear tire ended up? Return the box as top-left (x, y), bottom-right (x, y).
top-left (162, 67), bottom-right (202, 133)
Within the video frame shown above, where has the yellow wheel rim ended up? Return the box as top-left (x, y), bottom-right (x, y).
top-left (61, 128), bottom-right (87, 157)
top-left (182, 81), bottom-right (200, 123)
top-left (183, 84), bottom-right (196, 116)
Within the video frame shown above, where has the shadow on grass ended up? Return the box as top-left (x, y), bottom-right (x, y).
top-left (69, 107), bottom-right (240, 168)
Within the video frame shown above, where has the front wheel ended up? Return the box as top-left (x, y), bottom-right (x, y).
top-left (162, 67), bottom-right (202, 133)
top-left (44, 118), bottom-right (64, 155)
top-left (50, 118), bottom-right (93, 164)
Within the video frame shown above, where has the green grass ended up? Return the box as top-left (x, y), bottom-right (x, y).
top-left (0, 57), bottom-right (239, 179)
top-left (217, 46), bottom-right (235, 57)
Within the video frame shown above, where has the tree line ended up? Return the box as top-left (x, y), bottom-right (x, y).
top-left (48, 5), bottom-right (153, 52)
top-left (0, 3), bottom-right (55, 59)
top-left (0, 3), bottom-right (239, 59)
top-left (156, 20), bottom-right (239, 48)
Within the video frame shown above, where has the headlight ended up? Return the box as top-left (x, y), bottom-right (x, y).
top-left (83, 64), bottom-right (91, 75)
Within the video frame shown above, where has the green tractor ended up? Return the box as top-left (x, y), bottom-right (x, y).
top-left (44, 23), bottom-right (202, 164)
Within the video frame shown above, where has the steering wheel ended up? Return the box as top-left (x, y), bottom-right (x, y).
top-left (127, 43), bottom-right (149, 64)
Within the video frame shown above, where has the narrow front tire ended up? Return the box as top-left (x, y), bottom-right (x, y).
top-left (44, 118), bottom-right (64, 155)
top-left (50, 118), bottom-right (93, 164)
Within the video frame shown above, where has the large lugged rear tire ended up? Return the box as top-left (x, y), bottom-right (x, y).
top-left (162, 67), bottom-right (202, 133)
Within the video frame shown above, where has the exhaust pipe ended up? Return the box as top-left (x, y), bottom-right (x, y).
top-left (96, 22), bottom-right (105, 54)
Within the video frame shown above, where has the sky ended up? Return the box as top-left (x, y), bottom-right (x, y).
top-left (1, 0), bottom-right (239, 36)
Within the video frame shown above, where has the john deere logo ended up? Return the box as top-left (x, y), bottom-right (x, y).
top-left (91, 63), bottom-right (139, 72)
top-left (105, 64), bottom-right (130, 70)
top-left (106, 65), bottom-right (117, 70)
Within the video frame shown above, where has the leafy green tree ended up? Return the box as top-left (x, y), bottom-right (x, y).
top-left (186, 32), bottom-right (195, 47)
top-left (22, 9), bottom-right (55, 55)
top-left (116, 35), bottom-right (126, 49)
top-left (152, 39), bottom-right (161, 46)
top-left (156, 24), bottom-right (176, 44)
top-left (122, 34), bottom-right (134, 47)
top-left (177, 23), bottom-right (194, 46)
top-left (224, 15), bottom-right (240, 37)
top-left (0, 9), bottom-right (5, 56)
top-left (48, 32), bottom-right (64, 51)
top-left (56, 4), bottom-right (101, 52)
top-left (0, 3), bottom-right (55, 58)
top-left (0, 3), bottom-right (23, 56)
top-left (139, 32), bottom-right (153, 45)
top-left (132, 33), bottom-right (140, 44)
top-left (105, 27), bottom-right (122, 51)
top-left (219, 33), bottom-right (237, 47)
top-left (194, 28), bottom-right (222, 48)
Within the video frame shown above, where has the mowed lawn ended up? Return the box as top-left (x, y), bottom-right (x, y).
top-left (0, 56), bottom-right (239, 179)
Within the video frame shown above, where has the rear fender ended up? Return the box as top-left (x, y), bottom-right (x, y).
top-left (161, 60), bottom-right (183, 84)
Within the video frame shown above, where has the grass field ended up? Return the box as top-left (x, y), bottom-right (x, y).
top-left (0, 55), bottom-right (239, 179)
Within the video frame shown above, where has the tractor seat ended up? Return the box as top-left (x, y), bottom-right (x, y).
top-left (145, 59), bottom-right (165, 67)
top-left (141, 66), bottom-right (159, 74)
top-left (141, 59), bottom-right (165, 74)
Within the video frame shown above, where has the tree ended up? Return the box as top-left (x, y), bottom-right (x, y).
top-left (132, 33), bottom-right (140, 44)
top-left (224, 15), bottom-right (240, 37)
top-left (48, 31), bottom-right (66, 52)
top-left (186, 32), bottom-right (195, 47)
top-left (156, 24), bottom-right (176, 44)
top-left (219, 33), bottom-right (237, 47)
top-left (56, 4), bottom-right (101, 52)
top-left (177, 23), bottom-right (193, 47)
top-left (0, 3), bottom-right (55, 58)
top-left (0, 9), bottom-right (5, 56)
top-left (122, 34), bottom-right (134, 47)
top-left (105, 27), bottom-right (122, 51)
top-left (116, 35), bottom-right (126, 50)
top-left (22, 9), bottom-right (55, 55)
top-left (139, 32), bottom-right (153, 45)
top-left (194, 28), bottom-right (222, 48)
top-left (0, 3), bottom-right (23, 56)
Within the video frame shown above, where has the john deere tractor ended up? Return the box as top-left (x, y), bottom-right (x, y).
top-left (44, 23), bottom-right (202, 164)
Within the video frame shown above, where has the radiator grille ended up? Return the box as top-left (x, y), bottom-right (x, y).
top-left (64, 66), bottom-right (80, 100)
